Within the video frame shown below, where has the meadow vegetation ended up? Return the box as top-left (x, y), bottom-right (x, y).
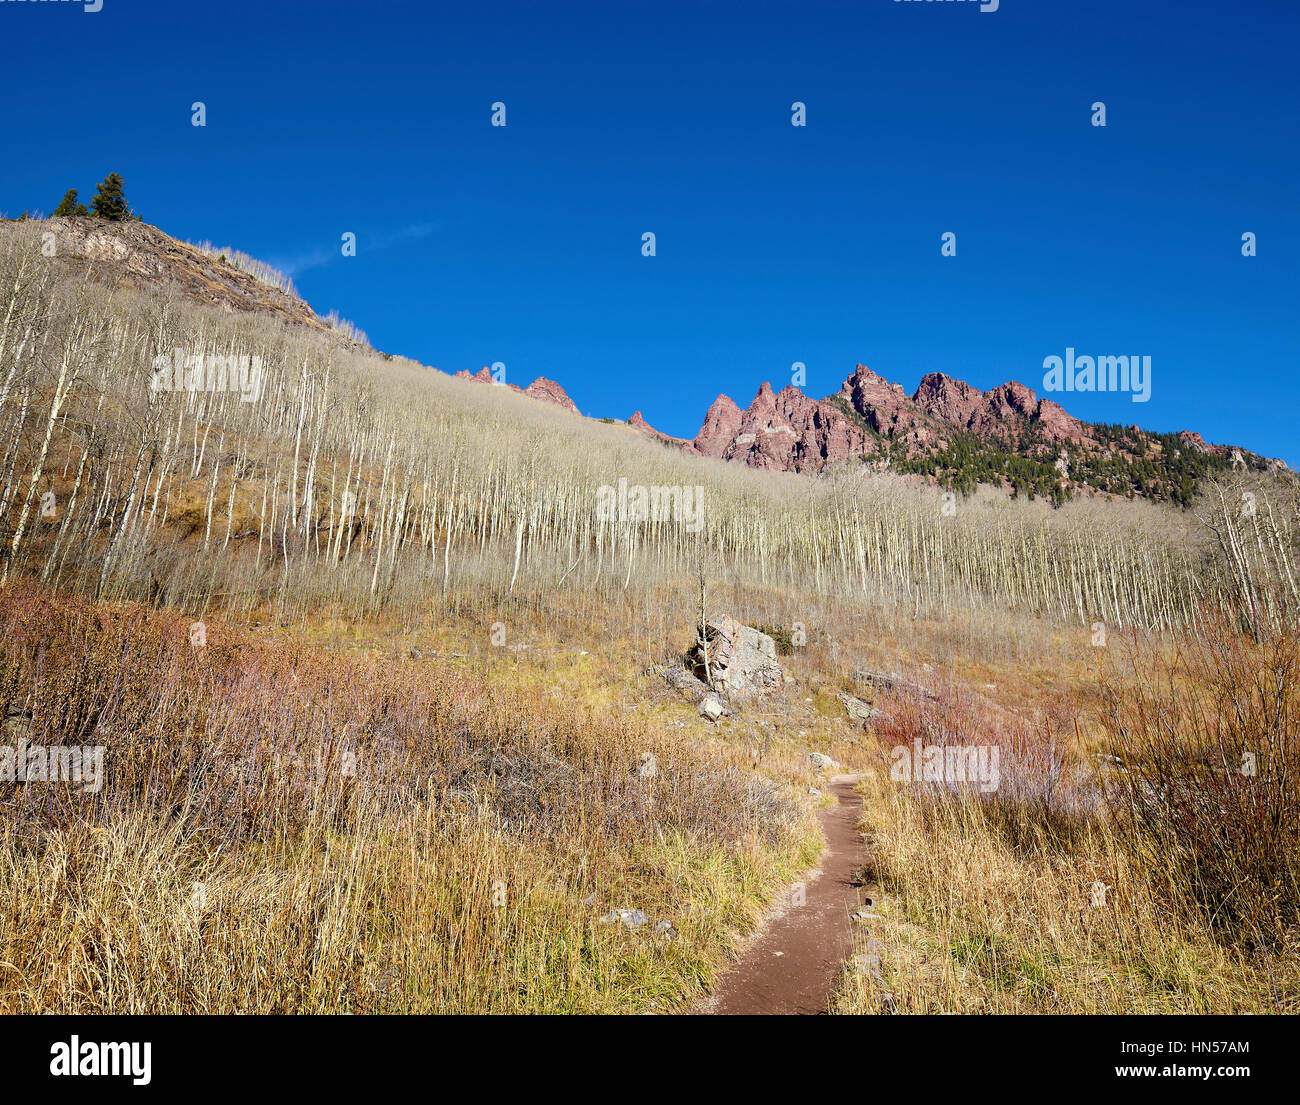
top-left (0, 217), bottom-right (1295, 1013)
top-left (831, 602), bottom-right (1298, 1014)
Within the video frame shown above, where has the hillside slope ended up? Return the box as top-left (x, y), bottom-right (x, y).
top-left (25, 216), bottom-right (1283, 507)
top-left (5, 212), bottom-right (1275, 635)
top-left (0, 215), bottom-right (1296, 1020)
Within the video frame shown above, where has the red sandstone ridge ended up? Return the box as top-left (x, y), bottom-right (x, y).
top-left (454, 367), bottom-right (580, 415)
top-left (523, 376), bottom-right (580, 414)
top-left (619, 361), bottom-right (1256, 496)
top-left (839, 364), bottom-right (913, 433)
top-left (629, 411), bottom-right (692, 447)
top-left (718, 381), bottom-right (864, 473)
top-left (676, 364), bottom-right (1093, 469)
top-left (911, 372), bottom-right (1086, 445)
top-left (912, 372), bottom-right (985, 427)
top-left (693, 395), bottom-right (744, 458)
top-left (639, 364), bottom-right (967, 471)
top-left (454, 355), bottom-right (1265, 499)
top-left (1176, 430), bottom-right (1232, 458)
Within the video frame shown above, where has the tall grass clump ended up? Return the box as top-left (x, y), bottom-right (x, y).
top-left (1102, 604), bottom-right (1300, 946)
top-left (0, 581), bottom-right (813, 1013)
top-left (832, 606), bottom-right (1298, 1014)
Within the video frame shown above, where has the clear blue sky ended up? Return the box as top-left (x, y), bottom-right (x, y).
top-left (2, 0), bottom-right (1296, 464)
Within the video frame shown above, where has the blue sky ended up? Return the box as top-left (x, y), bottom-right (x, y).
top-left (2, 0), bottom-right (1297, 464)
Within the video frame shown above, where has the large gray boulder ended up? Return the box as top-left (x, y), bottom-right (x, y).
top-left (689, 617), bottom-right (783, 698)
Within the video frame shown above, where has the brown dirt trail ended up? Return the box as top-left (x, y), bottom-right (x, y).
top-left (699, 774), bottom-right (866, 1015)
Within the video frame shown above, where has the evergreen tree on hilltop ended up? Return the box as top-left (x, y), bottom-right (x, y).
top-left (53, 189), bottom-right (89, 217)
top-left (90, 173), bottom-right (132, 221)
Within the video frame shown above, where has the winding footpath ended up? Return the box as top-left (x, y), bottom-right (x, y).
top-left (700, 774), bottom-right (867, 1015)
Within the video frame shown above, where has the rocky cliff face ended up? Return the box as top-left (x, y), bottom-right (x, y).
top-left (46, 217), bottom-right (333, 336)
top-left (632, 363), bottom-right (1093, 473)
top-left (453, 367), bottom-right (580, 414)
top-left (620, 363), bottom-right (1270, 502)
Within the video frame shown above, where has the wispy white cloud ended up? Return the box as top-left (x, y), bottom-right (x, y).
top-left (272, 221), bottom-right (441, 278)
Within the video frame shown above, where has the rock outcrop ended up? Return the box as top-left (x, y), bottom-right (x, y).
top-left (693, 395), bottom-right (744, 459)
top-left (627, 362), bottom-right (1098, 475)
top-left (453, 367), bottom-right (580, 415)
top-left (619, 360), bottom-right (1257, 499)
top-left (688, 617), bottom-right (784, 698)
top-left (854, 668), bottom-right (938, 702)
top-left (629, 410), bottom-right (691, 447)
top-left (523, 376), bottom-right (580, 414)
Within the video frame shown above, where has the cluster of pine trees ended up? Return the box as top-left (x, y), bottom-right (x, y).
top-left (817, 395), bottom-right (1231, 508)
top-left (886, 421), bottom-right (1237, 508)
top-left (1073, 425), bottom-right (1233, 506)
top-left (890, 430), bottom-right (1068, 505)
top-left (50, 173), bottom-right (137, 221)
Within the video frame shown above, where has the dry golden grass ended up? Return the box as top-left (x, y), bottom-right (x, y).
top-left (829, 613), bottom-right (1300, 1015)
top-left (0, 582), bottom-right (821, 1014)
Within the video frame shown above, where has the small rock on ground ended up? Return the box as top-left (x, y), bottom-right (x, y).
top-left (600, 909), bottom-right (649, 928)
top-left (698, 694), bottom-right (726, 721)
top-left (837, 692), bottom-right (880, 724)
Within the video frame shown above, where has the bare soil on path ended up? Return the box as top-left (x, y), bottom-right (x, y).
top-left (699, 774), bottom-right (867, 1015)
